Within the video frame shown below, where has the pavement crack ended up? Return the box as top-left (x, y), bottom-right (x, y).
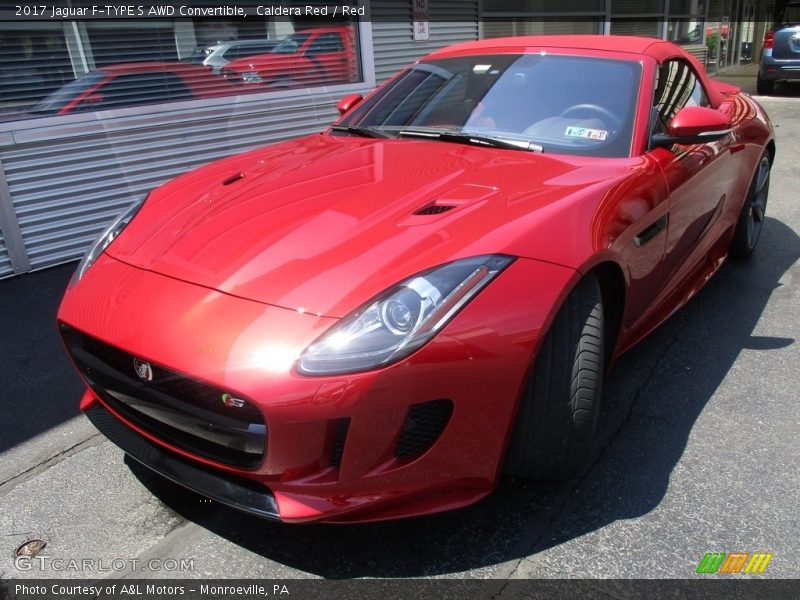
top-left (0, 433), bottom-right (104, 495)
top-left (599, 319), bottom-right (686, 455)
top-left (487, 578), bottom-right (513, 600)
top-left (108, 520), bottom-right (197, 579)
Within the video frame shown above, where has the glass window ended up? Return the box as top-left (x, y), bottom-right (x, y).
top-left (651, 59), bottom-right (709, 132)
top-left (29, 71), bottom-right (108, 114)
top-left (341, 54), bottom-right (642, 158)
top-left (0, 14), bottom-right (362, 120)
top-left (669, 0), bottom-right (707, 15)
top-left (610, 19), bottom-right (663, 36)
top-left (482, 18), bottom-right (603, 37)
top-left (85, 22), bottom-right (178, 67)
top-left (222, 42), bottom-right (277, 60)
top-left (0, 24), bottom-right (73, 113)
top-left (485, 0), bottom-right (605, 11)
top-left (308, 32), bottom-right (345, 54)
top-left (220, 26), bottom-right (359, 89)
top-left (610, 0), bottom-right (665, 14)
top-left (777, 4), bottom-right (800, 24)
top-left (273, 32), bottom-right (311, 54)
top-left (667, 19), bottom-right (705, 44)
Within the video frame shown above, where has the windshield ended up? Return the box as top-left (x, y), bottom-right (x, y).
top-left (30, 71), bottom-right (108, 113)
top-left (339, 54), bottom-right (642, 158)
top-left (272, 33), bottom-right (310, 54)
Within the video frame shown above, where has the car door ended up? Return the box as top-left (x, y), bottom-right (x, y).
top-left (647, 59), bottom-right (738, 294)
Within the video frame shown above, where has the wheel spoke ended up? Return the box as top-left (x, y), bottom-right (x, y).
top-left (752, 203), bottom-right (765, 223)
top-left (755, 157), bottom-right (770, 193)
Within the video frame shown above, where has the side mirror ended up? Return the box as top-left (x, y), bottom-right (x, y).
top-left (336, 93), bottom-right (363, 115)
top-left (651, 106), bottom-right (732, 147)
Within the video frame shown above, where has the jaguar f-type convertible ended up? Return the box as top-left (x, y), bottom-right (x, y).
top-left (58, 36), bottom-right (775, 523)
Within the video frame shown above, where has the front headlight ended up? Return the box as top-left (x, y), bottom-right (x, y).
top-left (70, 195), bottom-right (145, 288)
top-left (242, 70), bottom-right (263, 83)
top-left (297, 255), bottom-right (514, 376)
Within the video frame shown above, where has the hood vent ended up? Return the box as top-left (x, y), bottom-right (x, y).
top-left (414, 203), bottom-right (456, 216)
top-left (222, 172), bottom-right (245, 186)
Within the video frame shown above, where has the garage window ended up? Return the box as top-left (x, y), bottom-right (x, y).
top-left (0, 10), bottom-right (364, 120)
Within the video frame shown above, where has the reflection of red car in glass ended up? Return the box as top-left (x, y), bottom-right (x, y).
top-left (221, 26), bottom-right (357, 88)
top-left (31, 62), bottom-right (236, 115)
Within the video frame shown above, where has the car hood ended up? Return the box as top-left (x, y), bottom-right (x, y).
top-left (108, 134), bottom-right (635, 317)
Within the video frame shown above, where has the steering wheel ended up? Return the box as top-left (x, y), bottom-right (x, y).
top-left (559, 104), bottom-right (621, 130)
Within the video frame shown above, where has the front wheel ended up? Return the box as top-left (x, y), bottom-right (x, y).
top-left (730, 152), bottom-right (771, 259)
top-left (504, 275), bottom-right (605, 481)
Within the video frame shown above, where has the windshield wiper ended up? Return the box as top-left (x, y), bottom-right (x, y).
top-left (330, 125), bottom-right (391, 139)
top-left (398, 129), bottom-right (543, 152)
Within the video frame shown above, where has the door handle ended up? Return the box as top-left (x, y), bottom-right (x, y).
top-left (634, 214), bottom-right (669, 247)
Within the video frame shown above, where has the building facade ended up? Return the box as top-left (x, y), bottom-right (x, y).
top-left (0, 0), bottom-right (774, 277)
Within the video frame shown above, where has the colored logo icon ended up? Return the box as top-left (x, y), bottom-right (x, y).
top-left (696, 552), bottom-right (773, 574)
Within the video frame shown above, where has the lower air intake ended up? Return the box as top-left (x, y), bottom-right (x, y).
top-left (394, 399), bottom-right (453, 459)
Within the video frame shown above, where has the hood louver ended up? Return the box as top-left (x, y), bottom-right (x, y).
top-left (414, 204), bottom-right (456, 216)
top-left (222, 172), bottom-right (245, 186)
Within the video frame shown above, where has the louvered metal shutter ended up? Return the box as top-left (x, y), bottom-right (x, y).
top-left (0, 93), bottom-right (350, 277)
top-left (609, 19), bottom-right (662, 36)
top-left (372, 1), bottom-right (479, 83)
top-left (610, 0), bottom-right (665, 14)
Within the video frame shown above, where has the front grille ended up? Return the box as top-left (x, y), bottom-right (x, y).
top-left (60, 324), bottom-right (266, 469)
top-left (394, 400), bottom-right (453, 459)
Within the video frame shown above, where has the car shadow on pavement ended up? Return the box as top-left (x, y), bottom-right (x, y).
top-left (764, 81), bottom-right (800, 97)
top-left (0, 263), bottom-right (84, 454)
top-left (129, 216), bottom-right (799, 578)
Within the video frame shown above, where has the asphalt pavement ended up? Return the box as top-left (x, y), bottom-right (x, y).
top-left (1, 79), bottom-right (798, 582)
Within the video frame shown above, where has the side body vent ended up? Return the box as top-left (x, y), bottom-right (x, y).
top-left (394, 400), bottom-right (453, 459)
top-left (330, 418), bottom-right (350, 467)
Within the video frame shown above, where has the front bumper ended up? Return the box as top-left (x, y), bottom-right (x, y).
top-left (59, 253), bottom-right (575, 523)
top-left (85, 403), bottom-right (280, 519)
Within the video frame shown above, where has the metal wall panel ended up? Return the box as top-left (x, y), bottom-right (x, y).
top-left (0, 91), bottom-right (351, 275)
top-left (372, 1), bottom-right (479, 83)
top-left (0, 231), bottom-right (10, 278)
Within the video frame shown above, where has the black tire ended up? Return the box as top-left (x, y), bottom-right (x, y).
top-left (504, 275), bottom-right (605, 481)
top-left (756, 75), bottom-right (774, 95)
top-left (730, 152), bottom-right (771, 259)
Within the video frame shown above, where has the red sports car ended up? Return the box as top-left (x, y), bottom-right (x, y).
top-left (58, 36), bottom-right (775, 524)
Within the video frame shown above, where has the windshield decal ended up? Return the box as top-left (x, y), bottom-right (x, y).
top-left (565, 126), bottom-right (608, 141)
